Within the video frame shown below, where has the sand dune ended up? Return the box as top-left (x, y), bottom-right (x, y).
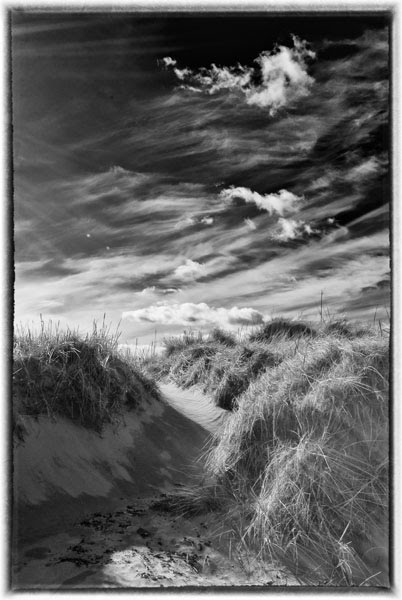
top-left (13, 395), bottom-right (208, 544)
top-left (12, 386), bottom-right (297, 589)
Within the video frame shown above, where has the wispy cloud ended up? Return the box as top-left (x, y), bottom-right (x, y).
top-left (123, 302), bottom-right (265, 327)
top-left (174, 216), bottom-right (197, 230)
top-left (174, 214), bottom-right (214, 229)
top-left (244, 217), bottom-right (257, 231)
top-left (162, 35), bottom-right (315, 115)
top-left (345, 156), bottom-right (384, 182)
top-left (220, 186), bottom-right (302, 216)
top-left (139, 286), bottom-right (181, 295)
top-left (14, 21), bottom-right (389, 340)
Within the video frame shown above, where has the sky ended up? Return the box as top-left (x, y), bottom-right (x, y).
top-left (12, 11), bottom-right (391, 346)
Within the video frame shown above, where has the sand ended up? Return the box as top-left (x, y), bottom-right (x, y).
top-left (160, 382), bottom-right (228, 435)
top-left (13, 493), bottom-right (299, 589)
top-left (12, 383), bottom-right (298, 589)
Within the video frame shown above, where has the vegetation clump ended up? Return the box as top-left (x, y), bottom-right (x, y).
top-left (146, 316), bottom-right (389, 585)
top-left (150, 318), bottom-right (323, 410)
top-left (249, 317), bottom-right (317, 342)
top-left (205, 325), bottom-right (389, 585)
top-left (13, 320), bottom-right (161, 433)
top-left (151, 333), bottom-right (283, 410)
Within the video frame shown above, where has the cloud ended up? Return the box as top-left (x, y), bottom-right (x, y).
top-left (122, 302), bottom-right (265, 327)
top-left (139, 286), bottom-right (157, 294)
top-left (175, 215), bottom-right (214, 229)
top-left (273, 218), bottom-right (303, 241)
top-left (174, 216), bottom-right (197, 230)
top-left (303, 223), bottom-right (319, 236)
top-left (244, 217), bottom-right (257, 231)
top-left (345, 157), bottom-right (383, 182)
top-left (201, 216), bottom-right (214, 225)
top-left (272, 218), bottom-right (320, 241)
top-left (161, 56), bottom-right (177, 67)
top-left (164, 36), bottom-right (315, 115)
top-left (247, 36), bottom-right (316, 112)
top-left (174, 67), bottom-right (192, 80)
top-left (139, 286), bottom-right (181, 295)
top-left (37, 299), bottom-right (65, 310)
top-left (173, 259), bottom-right (206, 281)
top-left (178, 62), bottom-right (252, 94)
top-left (220, 186), bottom-right (302, 216)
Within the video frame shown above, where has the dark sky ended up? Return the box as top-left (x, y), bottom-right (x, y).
top-left (12, 11), bottom-right (390, 346)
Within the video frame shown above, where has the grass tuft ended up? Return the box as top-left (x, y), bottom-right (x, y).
top-left (13, 320), bottom-right (161, 433)
top-left (209, 327), bottom-right (237, 347)
top-left (249, 318), bottom-right (317, 342)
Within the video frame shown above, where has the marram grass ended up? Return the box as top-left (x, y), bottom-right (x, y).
top-left (14, 315), bottom-right (390, 585)
top-left (147, 317), bottom-right (389, 585)
top-left (13, 319), bottom-right (161, 433)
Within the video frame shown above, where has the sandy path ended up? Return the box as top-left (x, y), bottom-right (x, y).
top-left (160, 382), bottom-right (228, 435)
top-left (13, 385), bottom-right (299, 589)
top-left (13, 492), bottom-right (299, 588)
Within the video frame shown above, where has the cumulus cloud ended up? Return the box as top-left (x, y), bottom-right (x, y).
top-left (248, 36), bottom-right (316, 111)
top-left (140, 286), bottom-right (157, 295)
top-left (303, 223), bottom-right (319, 236)
top-left (220, 186), bottom-right (302, 216)
top-left (272, 218), bottom-right (320, 241)
top-left (161, 56), bottom-right (177, 67)
top-left (173, 67), bottom-right (193, 80)
top-left (163, 36), bottom-right (315, 115)
top-left (273, 218), bottom-right (303, 241)
top-left (173, 259), bottom-right (206, 281)
top-left (122, 302), bottom-right (265, 327)
top-left (201, 216), bottom-right (214, 225)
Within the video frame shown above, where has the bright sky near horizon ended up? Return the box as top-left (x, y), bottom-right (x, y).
top-left (12, 12), bottom-right (390, 345)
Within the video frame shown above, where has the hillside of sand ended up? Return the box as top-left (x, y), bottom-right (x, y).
top-left (12, 383), bottom-right (297, 589)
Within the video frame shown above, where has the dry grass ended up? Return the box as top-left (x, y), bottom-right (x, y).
top-left (15, 315), bottom-right (389, 585)
top-left (13, 319), bottom-right (161, 433)
top-left (205, 326), bottom-right (389, 585)
top-left (249, 318), bottom-right (317, 342)
top-left (149, 326), bottom-right (294, 410)
top-left (147, 316), bottom-right (390, 585)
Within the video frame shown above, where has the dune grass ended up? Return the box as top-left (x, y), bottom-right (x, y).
top-left (208, 331), bottom-right (388, 584)
top-left (14, 314), bottom-right (389, 584)
top-left (147, 316), bottom-right (390, 585)
top-left (13, 319), bottom-right (161, 434)
top-left (149, 318), bottom-right (374, 412)
top-left (148, 323), bottom-right (295, 410)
